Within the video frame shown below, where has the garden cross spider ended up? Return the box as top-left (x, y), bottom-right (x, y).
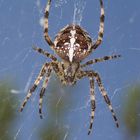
top-left (20, 0), bottom-right (120, 135)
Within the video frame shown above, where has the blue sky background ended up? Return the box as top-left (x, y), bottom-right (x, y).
top-left (0, 0), bottom-right (140, 140)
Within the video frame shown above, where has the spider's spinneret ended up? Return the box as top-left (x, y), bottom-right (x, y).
top-left (54, 24), bottom-right (92, 62)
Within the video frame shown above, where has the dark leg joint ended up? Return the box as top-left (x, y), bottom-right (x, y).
top-left (104, 95), bottom-right (111, 105)
top-left (30, 84), bottom-right (37, 93)
top-left (44, 11), bottom-right (49, 18)
top-left (100, 15), bottom-right (105, 23)
top-left (40, 88), bottom-right (46, 97)
top-left (91, 100), bottom-right (96, 110)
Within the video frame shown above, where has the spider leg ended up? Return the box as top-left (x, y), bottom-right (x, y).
top-left (77, 70), bottom-right (119, 134)
top-left (81, 54), bottom-right (121, 68)
top-left (44, 0), bottom-right (55, 49)
top-left (19, 63), bottom-right (49, 112)
top-left (88, 77), bottom-right (96, 135)
top-left (90, 0), bottom-right (105, 52)
top-left (39, 67), bottom-right (52, 119)
top-left (33, 46), bottom-right (57, 61)
top-left (76, 71), bottom-right (96, 135)
top-left (93, 72), bottom-right (119, 128)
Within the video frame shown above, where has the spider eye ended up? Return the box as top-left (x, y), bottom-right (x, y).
top-left (54, 25), bottom-right (92, 62)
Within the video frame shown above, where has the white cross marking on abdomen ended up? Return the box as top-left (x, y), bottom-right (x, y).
top-left (69, 30), bottom-right (76, 62)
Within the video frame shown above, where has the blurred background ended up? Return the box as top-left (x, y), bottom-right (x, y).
top-left (0, 0), bottom-right (140, 140)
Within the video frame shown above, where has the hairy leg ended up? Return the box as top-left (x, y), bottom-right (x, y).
top-left (93, 72), bottom-right (119, 127)
top-left (88, 77), bottom-right (96, 135)
top-left (92, 0), bottom-right (105, 51)
top-left (77, 70), bottom-right (119, 134)
top-left (39, 67), bottom-right (52, 119)
top-left (44, 0), bottom-right (55, 49)
top-left (81, 54), bottom-right (121, 68)
top-left (19, 63), bottom-right (49, 112)
top-left (33, 46), bottom-right (57, 61)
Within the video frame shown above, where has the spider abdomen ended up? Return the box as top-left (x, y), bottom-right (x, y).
top-left (54, 24), bottom-right (93, 62)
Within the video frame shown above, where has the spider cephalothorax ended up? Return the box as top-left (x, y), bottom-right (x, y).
top-left (54, 24), bottom-right (92, 62)
top-left (51, 60), bottom-right (80, 85)
top-left (20, 0), bottom-right (121, 135)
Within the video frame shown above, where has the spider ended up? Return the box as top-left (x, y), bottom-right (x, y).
top-left (20, 0), bottom-right (120, 135)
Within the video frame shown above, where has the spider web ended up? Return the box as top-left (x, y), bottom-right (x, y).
top-left (0, 0), bottom-right (140, 140)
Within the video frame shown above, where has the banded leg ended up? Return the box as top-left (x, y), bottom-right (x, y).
top-left (33, 46), bottom-right (57, 61)
top-left (94, 72), bottom-right (119, 128)
top-left (39, 67), bottom-right (52, 119)
top-left (88, 77), bottom-right (96, 135)
top-left (81, 54), bottom-right (121, 68)
top-left (19, 63), bottom-right (49, 112)
top-left (90, 0), bottom-right (105, 52)
top-left (44, 0), bottom-right (55, 49)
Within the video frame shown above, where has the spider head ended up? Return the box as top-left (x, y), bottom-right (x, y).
top-left (54, 24), bottom-right (92, 62)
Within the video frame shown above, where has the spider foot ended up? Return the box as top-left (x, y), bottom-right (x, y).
top-left (87, 116), bottom-right (94, 135)
top-left (32, 46), bottom-right (42, 52)
top-left (114, 116), bottom-right (119, 128)
top-left (116, 122), bottom-right (119, 128)
top-left (39, 87), bottom-right (46, 119)
top-left (19, 85), bottom-right (37, 112)
top-left (19, 96), bottom-right (30, 112)
top-left (39, 107), bottom-right (44, 119)
top-left (39, 101), bottom-right (44, 118)
top-left (19, 106), bottom-right (24, 112)
top-left (88, 129), bottom-right (92, 135)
